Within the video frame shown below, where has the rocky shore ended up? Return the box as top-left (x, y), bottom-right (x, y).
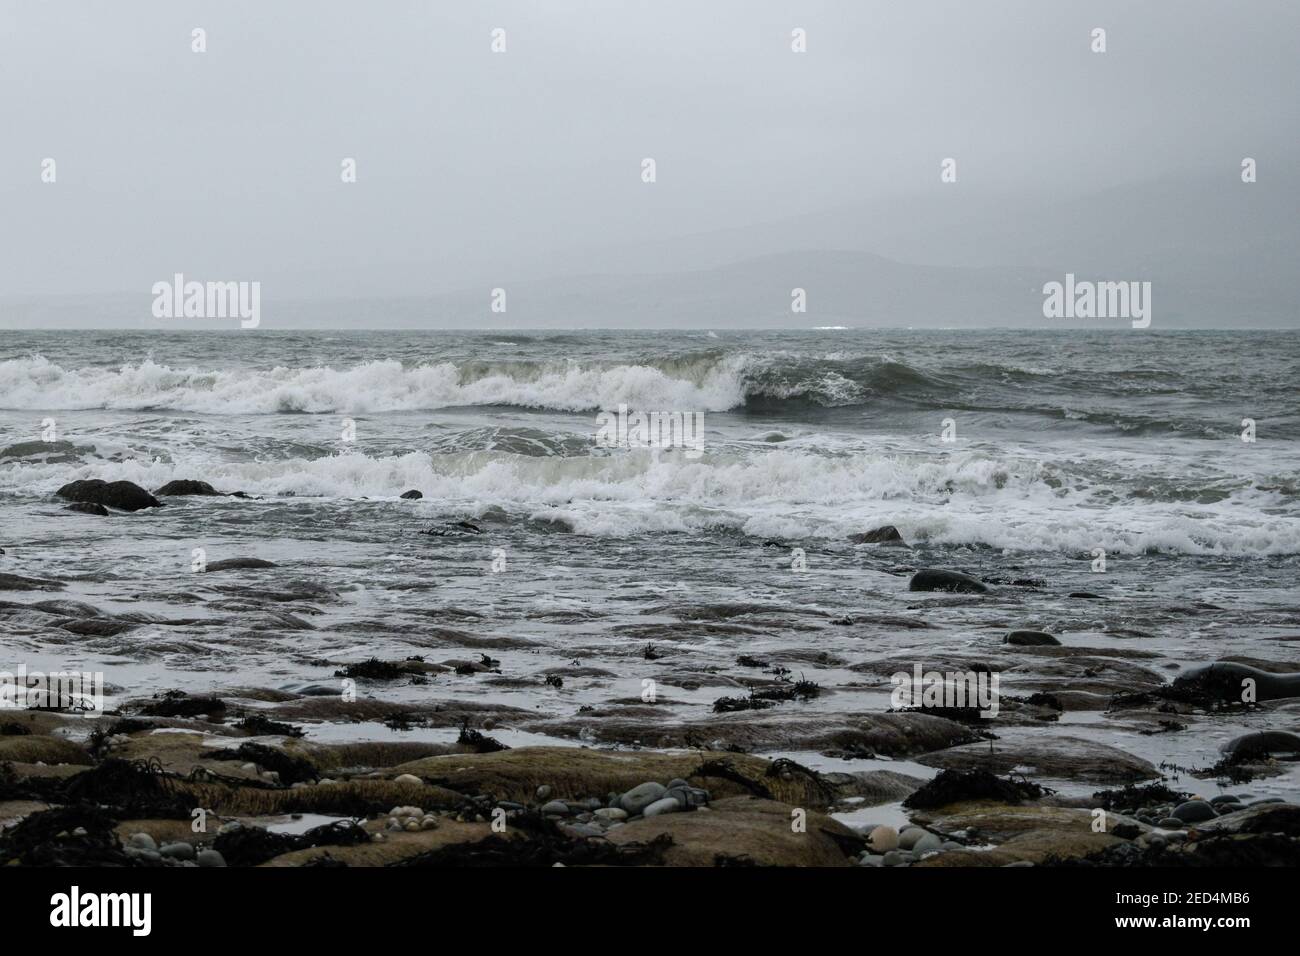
top-left (3, 478), bottom-right (1299, 867)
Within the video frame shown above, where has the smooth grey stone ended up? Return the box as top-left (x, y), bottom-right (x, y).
top-left (881, 851), bottom-right (904, 867)
top-left (160, 842), bottom-right (195, 861)
top-left (619, 782), bottom-right (667, 815)
top-left (897, 827), bottom-right (926, 850)
top-left (196, 849), bottom-right (226, 868)
top-left (1157, 817), bottom-right (1186, 829)
top-left (858, 854), bottom-right (884, 867)
top-left (912, 832), bottom-right (943, 853)
top-left (1172, 800), bottom-right (1217, 823)
top-left (129, 833), bottom-right (157, 851)
top-left (643, 797), bottom-right (681, 818)
top-left (540, 800), bottom-right (569, 815)
top-left (1210, 794), bottom-right (1241, 806)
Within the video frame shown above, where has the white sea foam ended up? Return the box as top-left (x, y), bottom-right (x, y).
top-left (5, 443), bottom-right (1298, 555)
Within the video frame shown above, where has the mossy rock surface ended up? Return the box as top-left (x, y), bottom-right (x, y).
top-left (0, 735), bottom-right (91, 765)
top-left (605, 796), bottom-right (858, 866)
top-left (389, 746), bottom-right (837, 808)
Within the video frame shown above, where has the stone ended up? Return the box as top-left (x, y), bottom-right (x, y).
top-left (1171, 800), bottom-right (1217, 823)
top-left (1005, 630), bottom-right (1060, 647)
top-left (898, 827), bottom-right (925, 850)
top-left (912, 832), bottom-right (943, 853)
top-left (619, 781), bottom-right (667, 816)
top-left (850, 525), bottom-right (906, 546)
top-left (866, 825), bottom-right (899, 852)
top-left (540, 800), bottom-right (569, 816)
top-left (393, 773), bottom-right (422, 786)
top-left (594, 807), bottom-right (628, 822)
top-left (160, 842), bottom-right (195, 861)
top-left (56, 479), bottom-right (161, 512)
top-left (908, 569), bottom-right (988, 594)
top-left (155, 480), bottom-right (222, 496)
top-left (196, 849), bottom-right (226, 867)
top-left (882, 850), bottom-right (905, 866)
top-left (643, 797), bottom-right (681, 818)
top-left (129, 832), bottom-right (157, 851)
top-left (400, 490), bottom-right (423, 500)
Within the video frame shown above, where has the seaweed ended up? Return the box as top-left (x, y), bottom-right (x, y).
top-left (139, 690), bottom-right (226, 719)
top-left (0, 804), bottom-right (136, 867)
top-left (59, 757), bottom-right (193, 818)
top-left (712, 693), bottom-right (776, 713)
top-left (688, 759), bottom-right (774, 799)
top-left (334, 658), bottom-right (405, 681)
top-left (903, 768), bottom-right (1049, 809)
top-left (205, 742), bottom-right (319, 786)
top-left (457, 719), bottom-right (509, 753)
top-left (213, 819), bottom-right (370, 866)
top-left (234, 713), bottom-right (306, 738)
top-left (391, 812), bottom-right (673, 867)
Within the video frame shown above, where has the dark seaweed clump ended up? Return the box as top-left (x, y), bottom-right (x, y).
top-left (457, 719), bottom-right (509, 753)
top-left (904, 768), bottom-right (1048, 809)
top-left (139, 690), bottom-right (227, 719)
top-left (205, 742), bottom-right (319, 785)
top-left (213, 819), bottom-right (369, 867)
top-left (1092, 781), bottom-right (1191, 812)
top-left (234, 713), bottom-right (306, 738)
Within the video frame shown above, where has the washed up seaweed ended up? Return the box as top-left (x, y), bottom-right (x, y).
top-left (139, 690), bottom-right (227, 719)
top-left (457, 719), bottom-right (509, 753)
top-left (0, 804), bottom-right (135, 867)
top-left (1092, 781), bottom-right (1191, 812)
top-left (205, 742), bottom-right (319, 785)
top-left (904, 768), bottom-right (1049, 809)
top-left (234, 713), bottom-right (306, 738)
top-left (213, 819), bottom-right (369, 866)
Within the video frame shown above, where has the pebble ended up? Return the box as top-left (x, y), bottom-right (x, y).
top-left (1172, 800), bottom-right (1217, 823)
top-left (594, 807), bottom-right (628, 822)
top-left (858, 854), bottom-right (884, 867)
top-left (196, 849), bottom-right (226, 868)
top-left (160, 842), bottom-right (195, 861)
top-left (1210, 794), bottom-right (1242, 806)
top-left (541, 800), bottom-right (570, 816)
top-left (643, 797), bottom-right (681, 818)
top-left (393, 774), bottom-right (422, 786)
top-left (619, 782), bottom-right (667, 816)
top-left (881, 850), bottom-right (905, 867)
top-left (897, 827), bottom-right (926, 851)
top-left (129, 833), bottom-right (157, 851)
top-left (536, 785), bottom-right (552, 800)
top-left (866, 825), bottom-right (899, 852)
top-left (912, 832), bottom-right (943, 853)
top-left (1157, 817), bottom-right (1186, 829)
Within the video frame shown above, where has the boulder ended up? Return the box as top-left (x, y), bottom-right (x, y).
top-left (908, 569), bottom-right (988, 594)
top-left (204, 558), bottom-right (278, 572)
top-left (64, 502), bottom-right (109, 516)
top-left (55, 479), bottom-right (161, 512)
top-left (915, 735), bottom-right (1157, 784)
top-left (399, 490), bottom-right (423, 500)
top-left (155, 480), bottom-right (222, 496)
top-left (1005, 630), bottom-right (1060, 647)
top-left (849, 525), bottom-right (906, 546)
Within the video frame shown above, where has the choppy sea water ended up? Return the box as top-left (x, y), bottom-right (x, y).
top-left (2, 329), bottom-right (1298, 803)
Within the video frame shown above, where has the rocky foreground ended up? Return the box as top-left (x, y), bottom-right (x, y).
top-left (2, 701), bottom-right (1299, 867)
top-left (3, 481), bottom-right (1300, 866)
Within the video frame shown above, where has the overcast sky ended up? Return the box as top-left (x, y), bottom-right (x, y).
top-left (1, 0), bottom-right (1296, 325)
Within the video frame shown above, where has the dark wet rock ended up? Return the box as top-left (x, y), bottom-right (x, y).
top-left (1, 440), bottom-right (81, 462)
top-left (55, 479), bottom-right (161, 512)
top-left (399, 489), bottom-right (423, 499)
top-left (1171, 800), bottom-right (1218, 823)
top-left (420, 521), bottom-right (482, 536)
top-left (908, 569), bottom-right (988, 594)
top-left (849, 525), bottom-right (907, 546)
top-left (1005, 630), bottom-right (1061, 647)
top-left (0, 573), bottom-right (65, 592)
top-left (1069, 592), bottom-right (1104, 600)
top-left (204, 558), bottom-right (278, 572)
top-left (1220, 731), bottom-right (1300, 759)
top-left (59, 618), bottom-right (132, 636)
top-left (64, 502), bottom-right (109, 516)
top-left (916, 735), bottom-right (1157, 784)
top-left (30, 599), bottom-right (101, 617)
top-left (1173, 661), bottom-right (1300, 703)
top-left (155, 479), bottom-right (222, 496)
top-left (1191, 801), bottom-right (1300, 837)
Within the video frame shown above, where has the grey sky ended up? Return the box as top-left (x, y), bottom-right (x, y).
top-left (1, 0), bottom-right (1296, 326)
